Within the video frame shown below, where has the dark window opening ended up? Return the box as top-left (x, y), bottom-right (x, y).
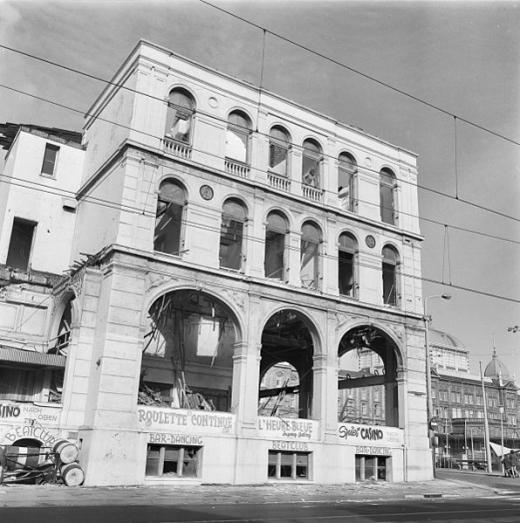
top-left (380, 169), bottom-right (396, 225)
top-left (268, 451), bottom-right (309, 480)
top-left (338, 152), bottom-right (357, 212)
top-left (338, 233), bottom-right (357, 297)
top-left (302, 139), bottom-right (322, 188)
top-left (154, 181), bottom-right (185, 255)
top-left (219, 199), bottom-right (246, 270)
top-left (264, 211), bottom-right (288, 280)
top-left (41, 143), bottom-right (59, 177)
top-left (6, 218), bottom-right (36, 271)
top-left (0, 365), bottom-right (62, 403)
top-left (146, 444), bottom-right (201, 478)
top-left (382, 246), bottom-right (399, 306)
top-left (226, 111), bottom-right (252, 164)
top-left (269, 126), bottom-right (290, 177)
top-left (165, 89), bottom-right (195, 144)
top-left (355, 455), bottom-right (388, 481)
top-left (300, 222), bottom-right (321, 289)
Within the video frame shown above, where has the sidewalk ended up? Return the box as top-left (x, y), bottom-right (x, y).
top-left (0, 478), bottom-right (499, 508)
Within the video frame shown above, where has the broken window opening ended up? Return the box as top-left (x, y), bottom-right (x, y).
top-left (268, 450), bottom-right (310, 479)
top-left (146, 444), bottom-right (201, 477)
top-left (0, 365), bottom-right (63, 404)
top-left (264, 211), bottom-right (288, 280)
top-left (6, 218), bottom-right (36, 271)
top-left (338, 152), bottom-right (357, 212)
top-left (338, 232), bottom-right (357, 297)
top-left (269, 126), bottom-right (291, 177)
top-left (140, 290), bottom-right (238, 413)
top-left (49, 298), bottom-right (73, 356)
top-left (300, 221), bottom-right (321, 289)
top-left (380, 168), bottom-right (396, 225)
top-left (164, 88), bottom-right (195, 144)
top-left (259, 310), bottom-right (314, 419)
top-left (154, 180), bottom-right (186, 255)
top-left (226, 110), bottom-right (252, 164)
top-left (382, 245), bottom-right (399, 306)
top-left (302, 139), bottom-right (322, 188)
top-left (338, 326), bottom-right (399, 427)
top-left (219, 198), bottom-right (247, 270)
top-left (41, 143), bottom-right (60, 177)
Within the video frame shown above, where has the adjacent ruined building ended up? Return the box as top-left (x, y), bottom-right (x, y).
top-left (0, 41), bottom-right (430, 485)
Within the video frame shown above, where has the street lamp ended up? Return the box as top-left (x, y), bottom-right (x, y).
top-left (424, 293), bottom-right (452, 478)
top-left (499, 405), bottom-right (505, 475)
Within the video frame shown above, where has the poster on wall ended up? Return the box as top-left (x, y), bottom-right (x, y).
top-left (337, 422), bottom-right (404, 446)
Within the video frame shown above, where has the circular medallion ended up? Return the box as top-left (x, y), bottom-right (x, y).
top-left (208, 96), bottom-right (218, 108)
top-left (199, 184), bottom-right (214, 201)
top-left (365, 235), bottom-right (376, 249)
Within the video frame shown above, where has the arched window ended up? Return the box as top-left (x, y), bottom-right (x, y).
top-left (269, 126), bottom-right (291, 177)
top-left (219, 198), bottom-right (247, 270)
top-left (226, 110), bottom-right (252, 163)
top-left (154, 180), bottom-right (186, 255)
top-left (382, 245), bottom-right (399, 306)
top-left (338, 232), bottom-right (358, 297)
top-left (300, 221), bottom-right (321, 289)
top-left (165, 88), bottom-right (195, 143)
top-left (264, 211), bottom-right (288, 280)
top-left (380, 168), bottom-right (396, 225)
top-left (338, 152), bottom-right (357, 212)
top-left (302, 139), bottom-right (322, 188)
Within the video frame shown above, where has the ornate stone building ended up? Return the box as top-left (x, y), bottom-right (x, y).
top-left (0, 40), bottom-right (430, 485)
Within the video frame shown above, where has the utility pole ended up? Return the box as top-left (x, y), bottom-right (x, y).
top-left (480, 361), bottom-right (492, 474)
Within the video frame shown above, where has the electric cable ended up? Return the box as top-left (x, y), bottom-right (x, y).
top-left (1, 44), bottom-right (519, 224)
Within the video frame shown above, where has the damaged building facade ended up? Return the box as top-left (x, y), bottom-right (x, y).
top-left (0, 40), bottom-right (430, 486)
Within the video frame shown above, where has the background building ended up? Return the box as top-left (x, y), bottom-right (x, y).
top-left (0, 40), bottom-right (430, 486)
top-left (430, 331), bottom-right (519, 469)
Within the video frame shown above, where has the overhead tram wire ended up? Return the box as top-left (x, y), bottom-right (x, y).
top-left (1, 169), bottom-right (519, 249)
top-left (197, 0), bottom-right (520, 148)
top-left (1, 45), bottom-right (520, 224)
top-left (1, 176), bottom-right (519, 306)
top-left (2, 79), bottom-right (520, 231)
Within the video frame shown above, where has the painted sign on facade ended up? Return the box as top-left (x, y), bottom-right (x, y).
top-left (148, 432), bottom-right (203, 446)
top-left (355, 446), bottom-right (392, 456)
top-left (258, 417), bottom-right (318, 441)
top-left (0, 402), bottom-right (62, 426)
top-left (272, 440), bottom-right (310, 451)
top-left (338, 423), bottom-right (403, 446)
top-left (137, 407), bottom-right (235, 435)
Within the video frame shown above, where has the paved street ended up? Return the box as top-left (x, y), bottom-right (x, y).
top-left (2, 472), bottom-right (520, 522)
top-left (1, 495), bottom-right (520, 522)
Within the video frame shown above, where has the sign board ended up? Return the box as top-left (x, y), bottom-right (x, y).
top-left (338, 422), bottom-right (404, 446)
top-left (355, 445), bottom-right (392, 456)
top-left (272, 440), bottom-right (310, 451)
top-left (148, 432), bottom-right (203, 446)
top-left (137, 407), bottom-right (235, 435)
top-left (258, 417), bottom-right (318, 441)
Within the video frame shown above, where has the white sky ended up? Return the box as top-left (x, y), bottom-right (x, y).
top-left (1, 0), bottom-right (519, 377)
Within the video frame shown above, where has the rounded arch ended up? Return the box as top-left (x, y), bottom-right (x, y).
top-left (336, 320), bottom-right (404, 368)
top-left (157, 175), bottom-right (189, 201)
top-left (269, 124), bottom-right (292, 144)
top-left (298, 216), bottom-right (324, 234)
top-left (258, 305), bottom-right (324, 358)
top-left (264, 207), bottom-right (292, 231)
top-left (141, 284), bottom-right (245, 343)
top-left (227, 107), bottom-right (254, 129)
top-left (382, 243), bottom-right (400, 263)
top-left (338, 150), bottom-right (358, 168)
top-left (165, 85), bottom-right (198, 108)
top-left (302, 136), bottom-right (323, 152)
top-left (258, 307), bottom-right (324, 419)
top-left (337, 228), bottom-right (360, 246)
top-left (218, 193), bottom-right (251, 216)
top-left (337, 323), bottom-right (404, 427)
top-left (48, 290), bottom-right (78, 340)
top-left (379, 165), bottom-right (397, 178)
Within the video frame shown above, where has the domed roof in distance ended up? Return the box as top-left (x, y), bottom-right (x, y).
top-left (430, 329), bottom-right (467, 352)
top-left (484, 348), bottom-right (510, 380)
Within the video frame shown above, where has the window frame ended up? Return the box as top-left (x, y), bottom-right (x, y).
top-left (219, 198), bottom-right (247, 271)
top-left (382, 245), bottom-right (400, 306)
top-left (41, 143), bottom-right (60, 178)
top-left (6, 217), bottom-right (37, 271)
top-left (301, 138), bottom-right (322, 189)
top-left (268, 125), bottom-right (291, 177)
top-left (338, 152), bottom-right (357, 212)
top-left (300, 221), bottom-right (322, 290)
top-left (379, 168), bottom-right (397, 225)
top-left (153, 180), bottom-right (186, 256)
top-left (225, 110), bottom-right (252, 165)
top-left (338, 232), bottom-right (358, 298)
top-left (164, 88), bottom-right (196, 145)
top-left (267, 450), bottom-right (310, 480)
top-left (145, 443), bottom-right (201, 478)
top-left (264, 211), bottom-right (289, 281)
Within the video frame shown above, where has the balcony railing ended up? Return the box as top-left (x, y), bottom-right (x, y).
top-left (302, 184), bottom-right (323, 202)
top-left (267, 171), bottom-right (290, 192)
top-left (225, 158), bottom-right (250, 178)
top-left (162, 137), bottom-right (192, 160)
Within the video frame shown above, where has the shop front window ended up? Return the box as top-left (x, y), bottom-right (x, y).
top-left (145, 444), bottom-right (201, 478)
top-left (268, 451), bottom-right (309, 480)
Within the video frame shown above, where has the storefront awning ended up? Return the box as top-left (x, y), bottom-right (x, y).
top-left (0, 347), bottom-right (65, 368)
